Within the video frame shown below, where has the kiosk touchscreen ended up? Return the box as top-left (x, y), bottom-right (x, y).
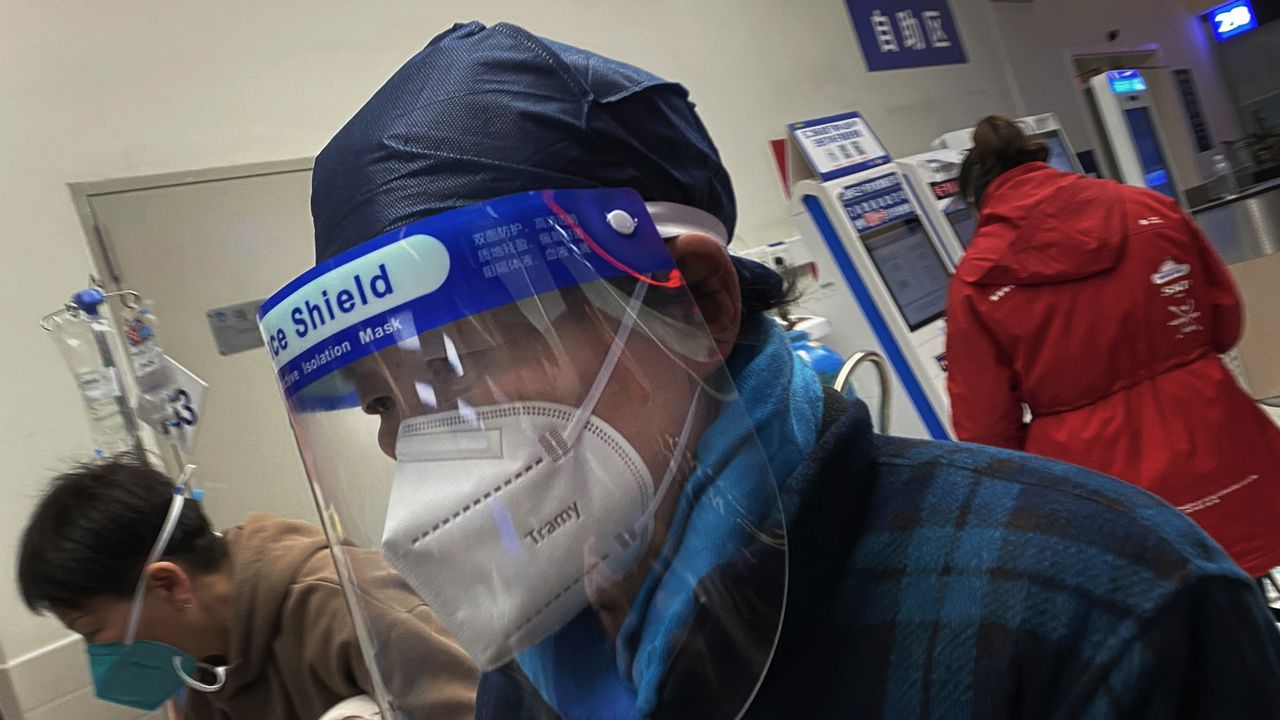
top-left (896, 149), bottom-right (975, 265)
top-left (863, 218), bottom-right (951, 331)
top-left (1039, 134), bottom-right (1077, 174)
top-left (786, 113), bottom-right (954, 439)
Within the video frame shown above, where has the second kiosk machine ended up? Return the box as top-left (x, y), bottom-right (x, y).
top-left (894, 149), bottom-right (974, 266)
top-left (785, 112), bottom-right (955, 440)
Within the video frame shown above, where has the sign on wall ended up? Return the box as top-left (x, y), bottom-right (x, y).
top-left (1207, 0), bottom-right (1258, 41)
top-left (206, 298), bottom-right (266, 355)
top-left (844, 0), bottom-right (968, 72)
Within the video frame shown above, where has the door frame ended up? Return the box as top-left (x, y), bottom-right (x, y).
top-left (69, 157), bottom-right (314, 291)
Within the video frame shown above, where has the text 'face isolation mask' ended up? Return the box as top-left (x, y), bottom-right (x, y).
top-left (259, 188), bottom-right (787, 720)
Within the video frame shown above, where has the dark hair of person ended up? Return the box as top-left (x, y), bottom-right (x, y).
top-left (17, 453), bottom-right (228, 612)
top-left (733, 255), bottom-right (800, 317)
top-left (959, 115), bottom-right (1050, 209)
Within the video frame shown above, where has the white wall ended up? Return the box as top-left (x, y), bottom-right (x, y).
top-left (0, 638), bottom-right (164, 720)
top-left (991, 0), bottom-right (1242, 168)
top-left (0, 0), bottom-right (1016, 715)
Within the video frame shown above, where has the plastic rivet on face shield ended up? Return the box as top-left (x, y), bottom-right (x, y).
top-left (258, 189), bottom-right (790, 719)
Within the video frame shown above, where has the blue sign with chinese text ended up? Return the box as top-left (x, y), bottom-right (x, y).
top-left (1208, 0), bottom-right (1257, 41)
top-left (844, 0), bottom-right (967, 72)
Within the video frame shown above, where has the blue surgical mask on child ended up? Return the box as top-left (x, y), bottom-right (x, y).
top-left (88, 640), bottom-right (198, 711)
top-left (86, 483), bottom-right (227, 711)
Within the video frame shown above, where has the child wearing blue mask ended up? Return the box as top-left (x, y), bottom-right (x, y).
top-left (16, 454), bottom-right (478, 719)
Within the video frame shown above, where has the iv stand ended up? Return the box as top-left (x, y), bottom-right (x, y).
top-left (41, 286), bottom-right (189, 478)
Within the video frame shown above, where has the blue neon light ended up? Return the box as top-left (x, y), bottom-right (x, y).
top-left (802, 194), bottom-right (951, 441)
top-left (1209, 0), bottom-right (1257, 40)
top-left (1107, 70), bottom-right (1148, 95)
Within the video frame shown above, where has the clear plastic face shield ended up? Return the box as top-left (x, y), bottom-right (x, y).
top-left (260, 189), bottom-right (787, 719)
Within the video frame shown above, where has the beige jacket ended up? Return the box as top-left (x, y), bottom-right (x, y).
top-left (185, 514), bottom-right (477, 720)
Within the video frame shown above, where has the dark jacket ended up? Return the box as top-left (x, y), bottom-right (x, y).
top-left (480, 391), bottom-right (1280, 718)
top-left (947, 162), bottom-right (1280, 577)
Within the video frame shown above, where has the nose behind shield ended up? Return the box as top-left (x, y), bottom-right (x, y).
top-left (258, 188), bottom-right (789, 720)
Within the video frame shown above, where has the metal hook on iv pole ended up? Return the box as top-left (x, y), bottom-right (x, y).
top-left (113, 289), bottom-right (142, 309)
top-left (40, 289), bottom-right (142, 331)
top-left (39, 303), bottom-right (79, 332)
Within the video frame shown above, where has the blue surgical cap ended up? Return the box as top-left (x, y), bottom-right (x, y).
top-left (312, 21), bottom-right (737, 262)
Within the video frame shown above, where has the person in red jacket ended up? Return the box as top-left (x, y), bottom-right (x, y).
top-left (946, 115), bottom-right (1280, 591)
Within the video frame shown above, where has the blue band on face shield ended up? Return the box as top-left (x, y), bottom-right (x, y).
top-left (259, 188), bottom-right (677, 404)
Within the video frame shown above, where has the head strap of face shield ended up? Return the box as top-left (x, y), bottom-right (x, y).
top-left (563, 278), bottom-right (649, 448)
top-left (645, 202), bottom-right (728, 245)
top-left (574, 201), bottom-right (730, 367)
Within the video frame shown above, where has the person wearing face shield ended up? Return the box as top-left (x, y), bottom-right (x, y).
top-left (259, 21), bottom-right (1280, 720)
top-left (16, 455), bottom-right (478, 719)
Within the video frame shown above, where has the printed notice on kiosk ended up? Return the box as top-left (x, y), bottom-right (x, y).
top-left (789, 111), bottom-right (891, 182)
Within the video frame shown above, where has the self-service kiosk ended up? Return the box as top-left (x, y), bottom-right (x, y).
top-left (895, 149), bottom-right (975, 265)
top-left (1087, 70), bottom-right (1183, 203)
top-left (786, 113), bottom-right (954, 440)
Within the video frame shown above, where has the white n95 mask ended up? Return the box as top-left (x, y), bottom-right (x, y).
top-left (379, 271), bottom-right (673, 671)
top-left (381, 401), bottom-right (654, 670)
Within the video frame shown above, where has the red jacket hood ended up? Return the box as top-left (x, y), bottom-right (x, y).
top-left (958, 163), bottom-right (1126, 285)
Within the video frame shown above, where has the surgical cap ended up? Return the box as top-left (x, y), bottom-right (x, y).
top-left (312, 21), bottom-right (737, 262)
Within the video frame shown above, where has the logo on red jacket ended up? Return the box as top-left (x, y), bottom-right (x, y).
top-left (988, 285), bottom-right (1015, 302)
top-left (1167, 300), bottom-right (1204, 338)
top-left (1151, 258), bottom-right (1190, 285)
